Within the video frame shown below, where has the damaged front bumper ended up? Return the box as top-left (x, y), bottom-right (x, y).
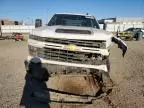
top-left (25, 56), bottom-right (108, 75)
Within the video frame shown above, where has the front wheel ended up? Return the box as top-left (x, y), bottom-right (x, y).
top-left (106, 57), bottom-right (110, 73)
top-left (101, 72), bottom-right (113, 94)
top-left (91, 57), bottom-right (113, 94)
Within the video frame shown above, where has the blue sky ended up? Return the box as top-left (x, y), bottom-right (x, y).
top-left (0, 0), bottom-right (143, 24)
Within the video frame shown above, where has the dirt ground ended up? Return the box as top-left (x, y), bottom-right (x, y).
top-left (0, 40), bottom-right (144, 108)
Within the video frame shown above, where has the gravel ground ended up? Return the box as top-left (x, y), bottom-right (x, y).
top-left (0, 40), bottom-right (144, 108)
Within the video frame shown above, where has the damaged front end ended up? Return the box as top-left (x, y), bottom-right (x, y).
top-left (24, 37), bottom-right (127, 104)
top-left (24, 47), bottom-right (113, 104)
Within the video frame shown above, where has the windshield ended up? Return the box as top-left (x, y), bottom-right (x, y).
top-left (124, 28), bottom-right (134, 32)
top-left (124, 28), bottom-right (140, 32)
top-left (48, 14), bottom-right (100, 29)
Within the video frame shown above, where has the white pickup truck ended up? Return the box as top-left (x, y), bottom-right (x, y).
top-left (25, 13), bottom-right (127, 102)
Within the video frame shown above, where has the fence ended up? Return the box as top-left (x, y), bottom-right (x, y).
top-left (0, 25), bottom-right (35, 33)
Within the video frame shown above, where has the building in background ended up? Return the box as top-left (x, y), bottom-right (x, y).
top-left (98, 17), bottom-right (144, 32)
top-left (0, 19), bottom-right (35, 38)
top-left (0, 19), bottom-right (15, 25)
top-left (0, 19), bottom-right (22, 25)
top-left (99, 17), bottom-right (144, 24)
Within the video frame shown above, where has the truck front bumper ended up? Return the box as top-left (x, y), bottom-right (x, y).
top-left (25, 56), bottom-right (108, 74)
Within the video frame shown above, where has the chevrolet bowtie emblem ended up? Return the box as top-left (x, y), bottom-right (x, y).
top-left (67, 44), bottom-right (77, 51)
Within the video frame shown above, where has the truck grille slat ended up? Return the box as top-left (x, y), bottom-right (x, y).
top-left (39, 52), bottom-right (81, 60)
top-left (38, 50), bottom-right (85, 62)
top-left (45, 38), bottom-right (104, 48)
top-left (29, 45), bottom-right (106, 65)
top-left (29, 35), bottom-right (106, 48)
top-left (31, 46), bottom-right (91, 64)
top-left (44, 50), bottom-right (84, 57)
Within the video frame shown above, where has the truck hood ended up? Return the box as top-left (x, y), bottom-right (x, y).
top-left (31, 25), bottom-right (113, 41)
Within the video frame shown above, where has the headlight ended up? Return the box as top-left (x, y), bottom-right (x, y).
top-left (100, 42), bottom-right (106, 48)
top-left (91, 41), bottom-right (106, 49)
top-left (29, 35), bottom-right (38, 40)
top-left (28, 45), bottom-right (38, 56)
top-left (29, 35), bottom-right (45, 41)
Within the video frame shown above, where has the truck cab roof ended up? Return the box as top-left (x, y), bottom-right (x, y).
top-left (55, 13), bottom-right (94, 17)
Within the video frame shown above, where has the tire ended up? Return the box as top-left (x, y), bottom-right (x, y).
top-left (101, 72), bottom-right (113, 94)
top-left (106, 57), bottom-right (110, 73)
top-left (136, 32), bottom-right (142, 41)
top-left (90, 57), bottom-right (111, 82)
top-left (101, 57), bottom-right (113, 94)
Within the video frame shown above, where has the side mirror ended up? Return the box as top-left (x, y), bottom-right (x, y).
top-left (1, 20), bottom-right (4, 25)
top-left (14, 21), bottom-right (19, 25)
top-left (35, 19), bottom-right (42, 28)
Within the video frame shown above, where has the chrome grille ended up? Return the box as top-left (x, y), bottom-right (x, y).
top-left (38, 47), bottom-right (89, 63)
top-left (29, 45), bottom-right (104, 64)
